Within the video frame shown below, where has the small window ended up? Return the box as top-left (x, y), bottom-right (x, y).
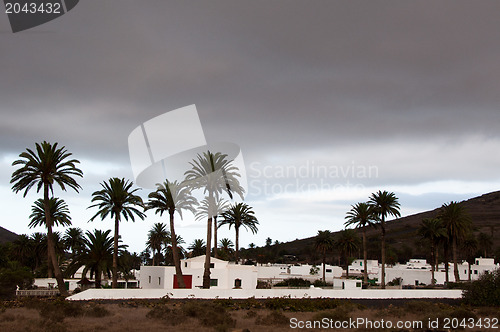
top-left (158, 277), bottom-right (161, 285)
top-left (185, 262), bottom-right (188, 267)
top-left (474, 270), bottom-right (478, 275)
top-left (464, 270), bottom-right (467, 274)
top-left (234, 279), bottom-right (242, 288)
top-left (360, 262), bottom-right (363, 266)
top-left (148, 276), bottom-right (151, 284)
top-left (210, 279), bottom-right (218, 286)
top-left (210, 263), bottom-right (215, 268)
top-left (326, 269), bottom-right (332, 273)
top-left (356, 282), bottom-right (361, 288)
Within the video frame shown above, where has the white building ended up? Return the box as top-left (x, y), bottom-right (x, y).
top-left (140, 255), bottom-right (258, 290)
top-left (256, 263), bottom-right (342, 284)
top-left (348, 259), bottom-right (380, 279)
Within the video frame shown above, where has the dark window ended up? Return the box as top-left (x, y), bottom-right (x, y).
top-left (148, 276), bottom-right (151, 284)
top-left (234, 279), bottom-right (242, 288)
top-left (210, 279), bottom-right (218, 286)
top-left (326, 269), bottom-right (332, 273)
top-left (210, 263), bottom-right (215, 268)
top-left (185, 262), bottom-right (188, 267)
top-left (158, 277), bottom-right (161, 285)
top-left (474, 270), bottom-right (478, 275)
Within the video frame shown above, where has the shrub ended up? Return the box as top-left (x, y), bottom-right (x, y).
top-left (274, 278), bottom-right (311, 288)
top-left (463, 269), bottom-right (500, 306)
top-left (146, 305), bottom-right (183, 326)
top-left (312, 307), bottom-right (350, 321)
top-left (256, 310), bottom-right (289, 325)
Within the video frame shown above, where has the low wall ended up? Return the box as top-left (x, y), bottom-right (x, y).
top-left (67, 288), bottom-right (463, 301)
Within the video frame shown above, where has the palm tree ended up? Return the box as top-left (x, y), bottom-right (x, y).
top-left (68, 229), bottom-right (124, 288)
top-left (64, 227), bottom-right (84, 258)
top-left (418, 218), bottom-right (447, 285)
top-left (477, 232), bottom-right (493, 257)
top-left (218, 238), bottom-right (235, 260)
top-left (195, 196), bottom-right (229, 258)
top-left (439, 201), bottom-right (471, 282)
top-left (185, 151), bottom-right (244, 288)
top-left (368, 190), bottom-right (401, 289)
top-left (146, 223), bottom-right (169, 266)
top-left (146, 180), bottom-right (196, 288)
top-left (219, 203), bottom-right (259, 264)
top-left (314, 230), bottom-right (335, 282)
top-left (461, 232), bottom-right (478, 281)
top-left (89, 177), bottom-right (145, 288)
top-left (11, 234), bottom-right (34, 269)
top-left (164, 233), bottom-right (187, 266)
top-left (345, 202), bottom-right (377, 284)
top-left (29, 197), bottom-right (72, 278)
top-left (30, 232), bottom-right (46, 275)
top-left (188, 239), bottom-right (206, 257)
top-left (336, 229), bottom-right (360, 278)
top-left (11, 141), bottom-right (82, 296)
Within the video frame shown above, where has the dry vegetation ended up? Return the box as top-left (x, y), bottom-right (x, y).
top-left (0, 297), bottom-right (498, 332)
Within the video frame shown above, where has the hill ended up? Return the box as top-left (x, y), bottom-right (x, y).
top-left (263, 191), bottom-right (500, 264)
top-left (0, 226), bottom-right (18, 244)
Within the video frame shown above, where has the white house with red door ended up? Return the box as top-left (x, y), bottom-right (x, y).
top-left (140, 255), bottom-right (259, 290)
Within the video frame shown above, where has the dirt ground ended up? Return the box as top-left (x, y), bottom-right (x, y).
top-left (0, 298), bottom-right (498, 332)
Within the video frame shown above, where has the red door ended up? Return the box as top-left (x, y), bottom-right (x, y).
top-left (173, 275), bottom-right (192, 289)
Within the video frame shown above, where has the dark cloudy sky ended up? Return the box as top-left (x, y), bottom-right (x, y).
top-left (1, 1), bottom-right (500, 253)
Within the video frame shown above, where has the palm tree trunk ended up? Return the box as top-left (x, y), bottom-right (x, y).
top-left (322, 255), bottom-right (326, 282)
top-left (170, 211), bottom-right (186, 288)
top-left (362, 228), bottom-right (368, 285)
top-left (234, 226), bottom-right (241, 264)
top-left (213, 216), bottom-right (218, 258)
top-left (112, 214), bottom-right (119, 288)
top-left (44, 185), bottom-right (68, 296)
top-left (381, 218), bottom-right (386, 289)
top-left (453, 237), bottom-right (460, 282)
top-left (95, 268), bottom-right (101, 288)
top-left (345, 253), bottom-right (350, 278)
top-left (430, 242), bottom-right (435, 285)
top-left (47, 249), bottom-right (53, 278)
top-left (203, 216), bottom-right (212, 288)
top-left (444, 242), bottom-right (449, 284)
top-left (468, 261), bottom-right (471, 281)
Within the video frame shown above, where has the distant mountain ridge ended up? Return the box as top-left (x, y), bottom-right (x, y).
top-left (0, 225), bottom-right (18, 244)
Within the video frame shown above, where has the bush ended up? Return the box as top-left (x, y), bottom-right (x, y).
top-left (463, 269), bottom-right (500, 306)
top-left (256, 310), bottom-right (289, 326)
top-left (274, 278), bottom-right (311, 288)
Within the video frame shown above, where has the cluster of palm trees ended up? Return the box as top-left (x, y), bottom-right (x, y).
top-left (418, 201), bottom-right (474, 284)
top-left (313, 191), bottom-right (401, 288)
top-left (10, 141), bottom-right (259, 295)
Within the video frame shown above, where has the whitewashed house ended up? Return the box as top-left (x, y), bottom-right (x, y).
top-left (256, 263), bottom-right (342, 284)
top-left (140, 255), bottom-right (258, 290)
top-left (348, 259), bottom-right (380, 279)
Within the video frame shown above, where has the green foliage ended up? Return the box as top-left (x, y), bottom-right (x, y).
top-left (0, 262), bottom-right (33, 299)
top-left (274, 278), bottom-right (311, 288)
top-left (313, 279), bottom-right (332, 287)
top-left (463, 268), bottom-right (500, 306)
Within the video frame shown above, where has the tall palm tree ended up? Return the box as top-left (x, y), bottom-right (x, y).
top-left (188, 239), bottom-right (206, 257)
top-left (29, 197), bottom-right (72, 278)
top-left (146, 223), bottom-right (169, 266)
top-left (219, 203), bottom-right (258, 264)
top-left (146, 180), bottom-right (196, 288)
top-left (11, 234), bottom-right (34, 269)
top-left (418, 218), bottom-right (447, 285)
top-left (185, 151), bottom-right (244, 288)
top-left (336, 229), bottom-right (360, 278)
top-left (68, 229), bottom-right (125, 288)
top-left (89, 177), bottom-right (145, 288)
top-left (314, 230), bottom-right (335, 282)
top-left (368, 190), bottom-right (401, 289)
top-left (195, 196), bottom-right (229, 258)
top-left (345, 202), bottom-right (377, 284)
top-left (11, 141), bottom-right (82, 296)
top-left (439, 201), bottom-right (471, 282)
top-left (461, 232), bottom-right (478, 282)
